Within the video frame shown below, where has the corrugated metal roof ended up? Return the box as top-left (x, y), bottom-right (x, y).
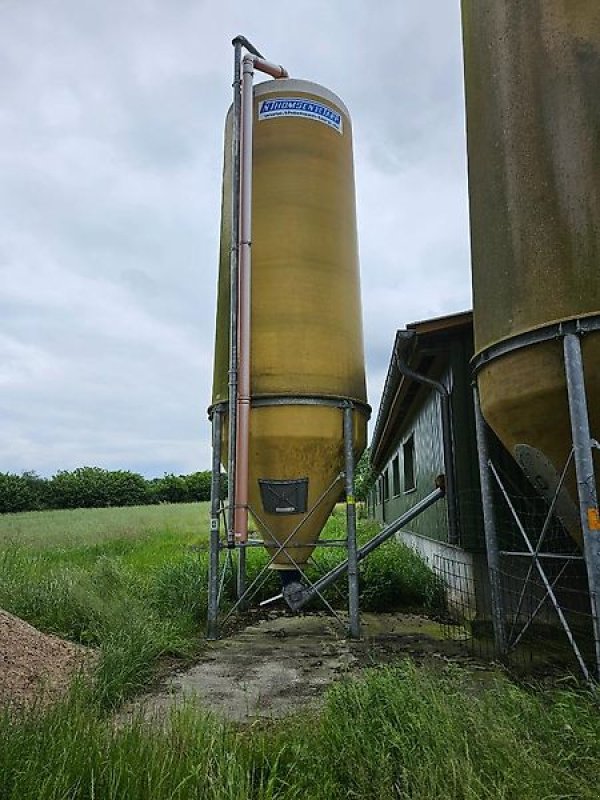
top-left (407, 310), bottom-right (473, 334)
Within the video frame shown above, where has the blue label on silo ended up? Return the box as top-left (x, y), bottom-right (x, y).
top-left (258, 97), bottom-right (343, 134)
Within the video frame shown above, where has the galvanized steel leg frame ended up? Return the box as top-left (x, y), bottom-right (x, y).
top-left (488, 459), bottom-right (590, 680)
top-left (344, 404), bottom-right (361, 638)
top-left (218, 473), bottom-right (345, 626)
top-left (474, 328), bottom-right (600, 679)
top-left (209, 482), bottom-right (445, 636)
top-left (206, 403), bottom-right (363, 637)
top-left (221, 494), bottom-right (348, 631)
top-left (473, 385), bottom-right (508, 657)
top-left (207, 408), bottom-right (223, 640)
top-left (474, 384), bottom-right (590, 676)
top-left (472, 316), bottom-right (600, 676)
top-left (220, 400), bottom-right (363, 633)
top-left (504, 450), bottom-right (574, 644)
top-left (564, 332), bottom-right (600, 679)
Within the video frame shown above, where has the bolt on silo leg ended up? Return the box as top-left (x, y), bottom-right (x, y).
top-left (344, 405), bottom-right (360, 638)
top-left (207, 409), bottom-right (223, 640)
top-left (564, 332), bottom-right (600, 680)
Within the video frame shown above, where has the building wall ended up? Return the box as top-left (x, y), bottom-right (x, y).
top-left (370, 330), bottom-right (487, 554)
top-left (372, 366), bottom-right (449, 542)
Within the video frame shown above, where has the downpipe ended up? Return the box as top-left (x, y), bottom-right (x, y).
top-left (394, 331), bottom-right (459, 545)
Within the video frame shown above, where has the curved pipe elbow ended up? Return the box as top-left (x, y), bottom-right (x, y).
top-left (243, 53), bottom-right (288, 79)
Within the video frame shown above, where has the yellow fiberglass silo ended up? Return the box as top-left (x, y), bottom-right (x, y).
top-left (212, 78), bottom-right (369, 572)
top-left (462, 0), bottom-right (600, 543)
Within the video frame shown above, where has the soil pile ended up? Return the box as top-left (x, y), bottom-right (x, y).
top-left (0, 609), bottom-right (93, 709)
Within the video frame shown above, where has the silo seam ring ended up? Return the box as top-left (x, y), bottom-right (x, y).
top-left (471, 314), bottom-right (600, 375)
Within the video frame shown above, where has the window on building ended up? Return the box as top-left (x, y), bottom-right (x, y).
top-left (392, 455), bottom-right (400, 496)
top-left (383, 469), bottom-right (390, 502)
top-left (376, 478), bottom-right (382, 505)
top-left (403, 435), bottom-right (416, 492)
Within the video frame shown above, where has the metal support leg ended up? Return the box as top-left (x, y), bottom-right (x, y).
top-left (564, 333), bottom-right (600, 679)
top-left (344, 405), bottom-right (360, 639)
top-left (473, 385), bottom-right (508, 656)
top-left (236, 545), bottom-right (248, 610)
top-left (219, 474), bottom-right (344, 623)
top-left (207, 410), bottom-right (223, 640)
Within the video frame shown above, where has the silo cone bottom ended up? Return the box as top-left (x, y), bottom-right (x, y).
top-left (478, 334), bottom-right (600, 546)
top-left (244, 404), bottom-right (367, 568)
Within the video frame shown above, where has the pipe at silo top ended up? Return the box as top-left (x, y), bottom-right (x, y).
top-left (233, 52), bottom-right (288, 543)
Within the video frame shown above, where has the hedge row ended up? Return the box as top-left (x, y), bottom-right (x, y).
top-left (0, 468), bottom-right (221, 514)
top-left (1, 449), bottom-right (374, 515)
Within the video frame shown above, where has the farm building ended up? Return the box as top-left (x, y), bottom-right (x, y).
top-left (369, 311), bottom-right (474, 539)
top-left (367, 310), bottom-right (490, 612)
top-left (367, 311), bottom-right (595, 674)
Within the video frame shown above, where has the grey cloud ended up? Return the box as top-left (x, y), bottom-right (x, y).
top-left (0, 0), bottom-right (470, 476)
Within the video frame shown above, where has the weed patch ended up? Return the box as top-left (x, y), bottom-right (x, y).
top-left (1, 664), bottom-right (599, 799)
top-left (0, 504), bottom-right (444, 707)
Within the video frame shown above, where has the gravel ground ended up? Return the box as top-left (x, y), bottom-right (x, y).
top-left (0, 609), bottom-right (94, 709)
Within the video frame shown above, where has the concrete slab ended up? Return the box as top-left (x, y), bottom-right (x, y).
top-left (122, 612), bottom-right (478, 724)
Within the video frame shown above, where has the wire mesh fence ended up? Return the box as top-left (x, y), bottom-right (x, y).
top-left (434, 553), bottom-right (496, 662)
top-left (434, 552), bottom-right (595, 675)
top-left (431, 484), bottom-right (596, 678)
top-left (497, 558), bottom-right (595, 676)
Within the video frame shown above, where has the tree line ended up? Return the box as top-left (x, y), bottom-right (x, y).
top-left (0, 468), bottom-right (220, 514)
top-left (0, 450), bottom-right (373, 515)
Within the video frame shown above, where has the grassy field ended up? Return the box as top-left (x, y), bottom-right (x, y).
top-left (0, 503), bottom-right (440, 706)
top-left (2, 661), bottom-right (600, 799)
top-left (0, 503), bottom-right (214, 707)
top-left (1, 503), bottom-right (599, 799)
top-left (0, 502), bottom-right (207, 556)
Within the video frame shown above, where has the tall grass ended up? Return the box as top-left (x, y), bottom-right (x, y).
top-left (2, 505), bottom-right (598, 798)
top-left (0, 506), bottom-right (443, 706)
top-left (1, 663), bottom-right (599, 799)
top-left (0, 549), bottom-right (201, 706)
top-left (0, 501), bottom-right (208, 551)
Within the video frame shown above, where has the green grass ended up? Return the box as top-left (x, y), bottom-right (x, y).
top-left (0, 503), bottom-right (208, 707)
top-left (0, 503), bottom-right (443, 706)
top-left (1, 663), bottom-right (599, 799)
top-left (0, 502), bottom-right (207, 552)
top-left (1, 505), bottom-right (599, 798)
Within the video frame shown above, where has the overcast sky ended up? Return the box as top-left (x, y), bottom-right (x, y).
top-left (0, 0), bottom-right (471, 477)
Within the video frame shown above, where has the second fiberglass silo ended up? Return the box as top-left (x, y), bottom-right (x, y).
top-left (212, 78), bottom-right (369, 571)
top-left (462, 0), bottom-right (600, 543)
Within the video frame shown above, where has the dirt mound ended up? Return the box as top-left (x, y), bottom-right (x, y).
top-left (0, 610), bottom-right (94, 709)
